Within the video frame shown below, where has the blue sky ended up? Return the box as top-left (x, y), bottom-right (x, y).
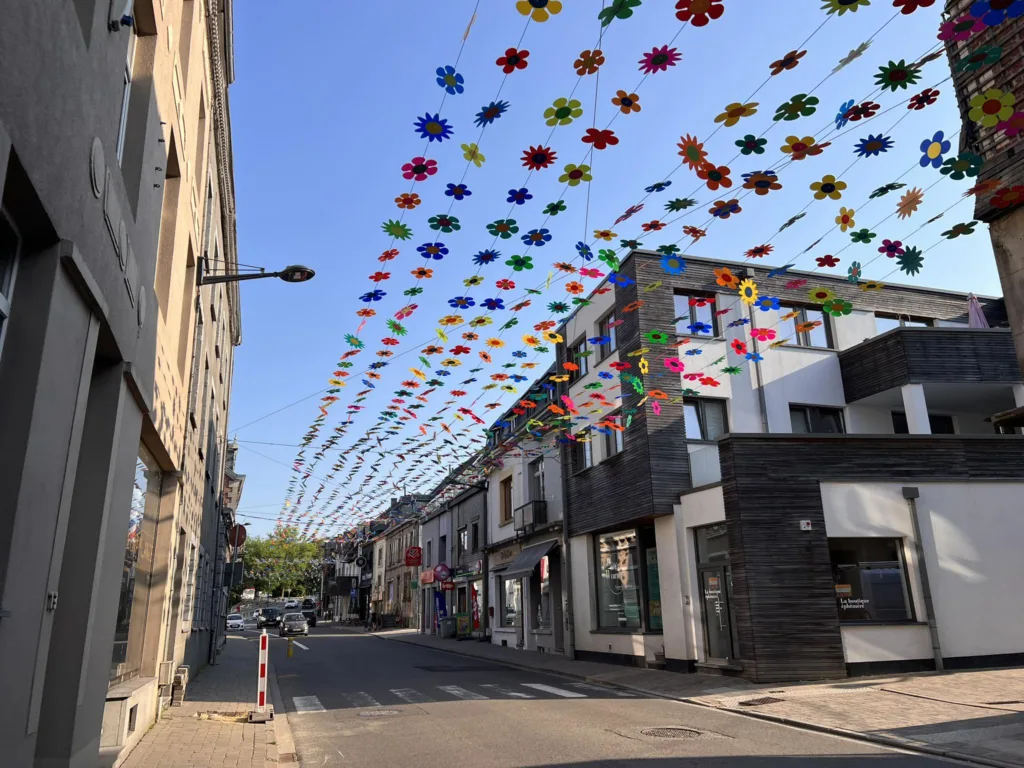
top-left (227, 0), bottom-right (1002, 538)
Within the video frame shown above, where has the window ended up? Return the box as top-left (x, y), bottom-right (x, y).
top-left (470, 522), bottom-right (479, 552)
top-left (439, 535), bottom-right (447, 564)
top-left (568, 337), bottom-right (589, 382)
top-left (683, 398), bottom-right (728, 441)
top-left (603, 412), bottom-right (624, 458)
top-left (674, 293), bottom-right (717, 337)
top-left (0, 211), bottom-right (20, 362)
top-left (597, 311), bottom-right (618, 361)
top-left (425, 540), bottom-right (432, 568)
top-left (499, 477), bottom-right (513, 526)
top-left (528, 457), bottom-right (545, 501)
top-left (829, 538), bottom-right (913, 623)
top-left (892, 411), bottom-right (955, 434)
top-left (876, 314), bottom-right (930, 334)
top-left (790, 405), bottom-right (845, 434)
top-left (596, 530), bottom-right (641, 629)
top-left (572, 437), bottom-right (593, 473)
top-left (537, 555), bottom-right (552, 629)
top-left (779, 305), bottom-right (833, 348)
top-left (502, 577), bottom-right (521, 627)
top-left (457, 528), bottom-right (468, 560)
top-left (181, 543), bottom-right (197, 628)
top-left (116, 25), bottom-right (137, 164)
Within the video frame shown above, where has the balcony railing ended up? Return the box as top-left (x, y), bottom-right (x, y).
top-left (513, 499), bottom-right (547, 531)
top-left (688, 443), bottom-right (722, 488)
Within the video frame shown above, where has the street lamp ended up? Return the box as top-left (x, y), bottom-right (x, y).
top-left (200, 263), bottom-right (315, 286)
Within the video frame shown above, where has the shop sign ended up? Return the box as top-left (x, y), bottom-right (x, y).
top-left (404, 546), bottom-right (422, 566)
top-left (420, 570), bottom-right (436, 585)
top-left (490, 543), bottom-right (521, 568)
top-left (453, 559), bottom-right (482, 578)
top-left (441, 580), bottom-right (455, 591)
top-left (433, 563), bottom-right (451, 581)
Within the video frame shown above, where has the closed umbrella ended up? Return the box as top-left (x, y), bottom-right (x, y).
top-left (967, 294), bottom-right (990, 329)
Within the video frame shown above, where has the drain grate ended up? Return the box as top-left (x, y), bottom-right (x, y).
top-left (641, 727), bottom-right (702, 739)
top-left (738, 696), bottom-right (785, 707)
top-left (358, 709), bottom-right (401, 718)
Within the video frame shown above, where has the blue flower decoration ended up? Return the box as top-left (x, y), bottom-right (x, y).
top-left (512, 350), bottom-right (528, 358)
top-left (436, 370), bottom-right (451, 376)
top-left (745, 352), bottom-right (764, 363)
top-left (511, 374), bottom-right (527, 382)
top-left (588, 336), bottom-right (610, 345)
top-left (436, 65), bottom-right (465, 95)
top-left (835, 99), bottom-right (855, 130)
top-left (448, 296), bottom-right (475, 309)
top-left (576, 242), bottom-right (593, 261)
top-left (687, 321), bottom-right (712, 334)
top-left (919, 130), bottom-right (951, 169)
top-left (767, 264), bottom-right (794, 278)
top-left (970, 0), bottom-right (1024, 26)
top-left (660, 254), bottom-right (686, 275)
top-left (608, 272), bottom-right (635, 287)
top-left (360, 289), bottom-right (386, 303)
top-left (445, 183), bottom-right (472, 200)
top-left (756, 295), bottom-right (781, 312)
top-left (473, 249), bottom-right (499, 265)
top-left (685, 349), bottom-right (703, 356)
top-left (728, 318), bottom-right (751, 327)
top-left (507, 187), bottom-right (532, 205)
top-left (474, 100), bottom-right (509, 127)
top-left (482, 297), bottom-right (505, 310)
top-left (414, 113), bottom-right (454, 142)
top-left (854, 133), bottom-right (893, 157)
top-left (522, 228), bottom-right (552, 247)
top-left (598, 371), bottom-right (614, 380)
top-left (368, 362), bottom-right (388, 370)
top-left (417, 242), bottom-right (448, 260)
top-left (645, 180), bottom-right (672, 193)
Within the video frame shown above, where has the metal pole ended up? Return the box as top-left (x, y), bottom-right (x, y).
top-left (481, 487), bottom-right (489, 642)
top-left (902, 487), bottom-right (943, 671)
top-left (560, 449), bottom-right (575, 661)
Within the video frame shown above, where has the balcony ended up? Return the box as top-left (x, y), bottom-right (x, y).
top-left (688, 443), bottom-right (722, 488)
top-left (513, 499), bottom-right (547, 531)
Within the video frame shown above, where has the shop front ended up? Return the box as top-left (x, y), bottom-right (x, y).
top-left (452, 559), bottom-right (483, 638)
top-left (491, 536), bottom-right (564, 653)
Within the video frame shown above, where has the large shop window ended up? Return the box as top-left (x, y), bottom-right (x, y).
top-left (537, 555), bottom-right (552, 629)
top-left (595, 526), bottom-right (660, 631)
top-left (502, 577), bottom-right (521, 627)
top-left (829, 538), bottom-right (914, 623)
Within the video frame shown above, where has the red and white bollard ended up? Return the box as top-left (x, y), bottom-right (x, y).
top-left (249, 629), bottom-right (272, 722)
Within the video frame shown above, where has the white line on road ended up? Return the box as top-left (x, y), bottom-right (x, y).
top-left (479, 684), bottom-right (535, 699)
top-left (292, 641), bottom-right (309, 650)
top-left (438, 685), bottom-right (489, 700)
top-left (566, 682), bottom-right (635, 697)
top-left (521, 683), bottom-right (587, 698)
top-left (391, 688), bottom-right (433, 704)
top-left (343, 691), bottom-right (381, 708)
top-left (292, 695), bottom-right (326, 713)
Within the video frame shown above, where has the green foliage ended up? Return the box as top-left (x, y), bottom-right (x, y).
top-left (240, 527), bottom-right (322, 599)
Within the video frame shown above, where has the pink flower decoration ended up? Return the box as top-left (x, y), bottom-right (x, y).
top-left (652, 401), bottom-right (662, 416)
top-left (401, 156), bottom-right (438, 182)
top-left (683, 373), bottom-right (701, 381)
top-left (785, 278), bottom-right (808, 290)
top-left (579, 267), bottom-right (605, 279)
top-left (638, 45), bottom-right (681, 75)
top-left (751, 327), bottom-right (777, 342)
top-left (937, 14), bottom-right (985, 42)
top-left (997, 112), bottom-right (1024, 138)
top-left (664, 358), bottom-right (685, 372)
top-left (878, 239), bottom-right (904, 257)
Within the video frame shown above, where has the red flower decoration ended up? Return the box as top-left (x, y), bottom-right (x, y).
top-left (731, 339), bottom-right (748, 355)
top-left (615, 203), bottom-right (645, 225)
top-left (638, 45), bottom-right (682, 75)
top-left (991, 185), bottom-right (1024, 210)
top-left (379, 249), bottom-right (399, 262)
top-left (844, 101), bottom-right (879, 121)
top-left (816, 254), bottom-right (840, 268)
top-left (689, 297), bottom-right (714, 307)
top-left (608, 361), bottom-right (631, 371)
top-left (641, 220), bottom-right (666, 232)
top-left (582, 128), bottom-right (619, 150)
top-left (496, 278), bottom-right (516, 290)
top-left (786, 278), bottom-right (808, 290)
top-left (450, 345), bottom-right (471, 355)
top-left (683, 225), bottom-right (708, 240)
top-left (369, 271), bottom-right (391, 282)
top-left (745, 244), bottom-right (773, 259)
top-left (700, 376), bottom-right (721, 387)
top-left (496, 47), bottom-right (529, 74)
top-left (522, 145), bottom-right (557, 170)
top-left (907, 88), bottom-right (939, 111)
top-left (450, 390), bottom-right (467, 397)
top-left (381, 337), bottom-right (400, 346)
top-left (696, 163), bottom-right (733, 191)
top-left (675, 0), bottom-right (725, 27)
top-left (401, 156), bottom-right (437, 182)
top-left (534, 320), bottom-right (556, 331)
top-left (893, 0), bottom-right (935, 14)
top-left (684, 373), bottom-right (701, 381)
top-left (356, 308), bottom-right (376, 318)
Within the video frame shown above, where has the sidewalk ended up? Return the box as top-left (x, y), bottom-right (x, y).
top-left (118, 636), bottom-right (291, 768)
top-left (380, 629), bottom-right (1024, 768)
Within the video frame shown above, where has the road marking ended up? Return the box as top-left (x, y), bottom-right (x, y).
top-left (293, 641), bottom-right (309, 650)
top-left (438, 685), bottom-right (489, 700)
top-left (479, 684), bottom-right (535, 699)
top-left (391, 688), bottom-right (433, 704)
top-left (292, 695), bottom-right (326, 713)
top-left (566, 682), bottom-right (635, 697)
top-left (343, 692), bottom-right (381, 708)
top-left (522, 683), bottom-right (587, 698)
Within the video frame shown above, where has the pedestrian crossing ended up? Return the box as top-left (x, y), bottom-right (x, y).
top-left (291, 681), bottom-right (634, 713)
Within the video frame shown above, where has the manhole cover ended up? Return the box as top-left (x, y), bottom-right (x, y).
top-left (641, 727), bottom-right (702, 739)
top-left (358, 709), bottom-right (401, 718)
top-left (739, 696), bottom-right (785, 707)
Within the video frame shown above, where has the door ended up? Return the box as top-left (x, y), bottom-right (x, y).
top-left (699, 566), bottom-right (734, 661)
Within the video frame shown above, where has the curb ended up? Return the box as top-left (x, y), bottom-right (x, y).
top-left (266, 662), bottom-right (297, 764)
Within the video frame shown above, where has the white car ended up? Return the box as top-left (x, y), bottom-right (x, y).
top-left (284, 600), bottom-right (299, 609)
top-left (226, 613), bottom-right (245, 631)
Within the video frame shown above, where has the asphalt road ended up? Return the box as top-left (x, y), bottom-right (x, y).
top-left (261, 627), bottom-right (965, 768)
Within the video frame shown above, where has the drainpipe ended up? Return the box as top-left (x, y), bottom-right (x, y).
top-left (902, 487), bottom-right (943, 671)
top-left (746, 299), bottom-right (771, 434)
top-left (481, 488), bottom-right (489, 642)
top-left (560, 446), bottom-right (576, 661)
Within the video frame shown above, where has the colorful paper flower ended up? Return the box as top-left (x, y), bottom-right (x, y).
top-left (823, 298), bottom-right (853, 317)
top-left (664, 358), bottom-right (686, 373)
top-left (940, 151), bottom-right (984, 180)
top-left (429, 214), bottom-right (460, 233)
top-left (997, 111), bottom-right (1024, 138)
top-left (369, 271), bottom-right (391, 282)
top-left (360, 289), bottom-right (386, 303)
top-left (544, 200), bottom-right (567, 215)
top-left (741, 245), bottom-right (770, 260)
top-left (816, 254), bottom-right (840, 268)
top-left (971, 0), bottom-right (1024, 25)
top-left (488, 219), bottom-right (519, 239)
top-left (715, 267), bottom-right (739, 289)
top-left (544, 97), bottom-right (583, 126)
top-left (834, 42), bottom-right (872, 73)
top-left (442, 183), bottom-right (470, 202)
top-left (519, 145), bottom-right (557, 171)
top-left (382, 219), bottom-right (413, 240)
top-left (401, 156), bottom-right (437, 181)
top-left (870, 182), bottom-right (906, 199)
top-left (835, 99), bottom-right (855, 129)
top-left (522, 228), bottom-right (552, 246)
top-left (736, 134), bottom-right (767, 155)
top-left (709, 199), bottom-right (741, 219)
top-left (612, 90), bottom-right (641, 114)
top-left (755, 295), bottom-right (781, 312)
top-left (560, 163), bottom-right (593, 186)
top-left (942, 221), bottom-right (977, 239)
top-left (582, 128), bottom-right (619, 149)
top-left (645, 181), bottom-right (672, 193)
top-left (676, 135), bottom-right (708, 172)
top-left (661, 254), bottom-right (686, 275)
top-left (808, 286), bottom-right (834, 304)
top-left (463, 275), bottom-right (484, 288)
top-left (675, 0), bottom-right (725, 25)
top-left (781, 135), bottom-right (827, 160)
top-left (599, 0), bottom-right (642, 24)
top-left (968, 88), bottom-right (1016, 127)
top-left (665, 198), bottom-right (698, 212)
top-left (496, 47), bottom-right (529, 73)
top-left (742, 169), bottom-right (782, 195)
top-left (638, 45), bottom-right (681, 74)
top-left (473, 249), bottom-right (499, 266)
top-left (697, 164), bottom-right (732, 191)
top-left (474, 100), bottom-right (509, 127)
top-left (683, 225), bottom-right (707, 241)
top-left (810, 174), bottom-right (846, 200)
top-left (608, 272), bottom-right (634, 287)
top-left (835, 208), bottom-right (856, 232)
top-left (821, 0), bottom-right (870, 13)
top-left (897, 188), bottom-right (923, 219)
top-left (770, 49), bottom-right (806, 76)
top-left (448, 296), bottom-right (475, 309)
top-left (593, 229), bottom-right (617, 241)
top-left (738, 278), bottom-right (759, 305)
top-left (751, 327), bottom-right (777, 342)
top-left (517, 0), bottom-right (562, 21)
top-left (715, 102), bottom-right (759, 127)
top-left (855, 133), bottom-right (893, 157)
top-left (897, 246), bottom-right (924, 275)
top-left (774, 93), bottom-right (819, 121)
top-left (379, 249), bottom-right (399, 262)
top-left (417, 242), bottom-right (448, 260)
top-left (506, 255), bottom-right (533, 271)
top-left (908, 88), bottom-right (940, 111)
top-left (893, 0), bottom-right (935, 13)
top-left (574, 49), bottom-right (605, 75)
top-left (955, 44), bottom-right (1002, 74)
top-left (878, 239), bottom-right (905, 258)
top-left (919, 130), bottom-right (951, 168)
top-left (938, 14), bottom-right (986, 41)
top-left (991, 185), bottom-right (1024, 209)
top-left (844, 100), bottom-right (879, 121)
top-left (849, 228), bottom-right (876, 244)
top-left (395, 193), bottom-right (421, 210)
top-left (688, 321), bottom-right (713, 335)
top-left (874, 60), bottom-right (922, 92)
top-left (507, 187), bottom-right (532, 205)
top-left (844, 261), bottom-right (862, 283)
top-left (436, 65), bottom-right (464, 95)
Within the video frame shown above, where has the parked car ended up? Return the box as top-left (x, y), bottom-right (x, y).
top-left (301, 599), bottom-right (317, 627)
top-left (284, 599), bottom-right (299, 609)
top-left (279, 612), bottom-right (308, 637)
top-left (226, 613), bottom-right (245, 631)
top-left (256, 607), bottom-right (282, 628)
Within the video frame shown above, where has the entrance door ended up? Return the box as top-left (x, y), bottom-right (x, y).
top-left (699, 566), bottom-right (734, 661)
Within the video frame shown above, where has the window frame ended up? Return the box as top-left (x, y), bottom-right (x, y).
top-left (568, 336), bottom-right (589, 383)
top-left (572, 436), bottom-right (593, 474)
top-left (828, 537), bottom-right (915, 624)
top-left (499, 476), bottom-right (513, 526)
top-left (779, 304), bottom-right (835, 349)
top-left (457, 527), bottom-right (468, 560)
top-left (891, 411), bottom-right (956, 435)
top-left (0, 208), bottom-right (22, 363)
top-left (116, 24), bottom-right (138, 164)
top-left (603, 411), bottom-right (624, 459)
top-left (502, 576), bottom-right (522, 627)
top-left (593, 525), bottom-right (661, 633)
top-left (682, 398), bottom-right (729, 443)
top-left (789, 404), bottom-right (846, 434)
top-left (673, 291), bottom-right (719, 338)
top-left (597, 310), bottom-right (618, 362)
top-left (875, 313), bottom-right (932, 334)
top-left (528, 457), bottom-right (545, 502)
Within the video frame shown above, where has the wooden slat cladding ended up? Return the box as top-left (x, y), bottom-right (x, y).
top-left (839, 328), bottom-right (1020, 402)
top-left (720, 433), bottom-right (1024, 683)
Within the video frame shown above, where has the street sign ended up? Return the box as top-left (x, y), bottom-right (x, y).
top-left (404, 546), bottom-right (422, 566)
top-left (433, 563), bottom-right (451, 581)
top-left (441, 580), bottom-right (455, 591)
top-left (228, 524), bottom-right (247, 548)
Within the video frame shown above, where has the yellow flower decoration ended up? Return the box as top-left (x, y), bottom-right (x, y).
top-left (516, 0), bottom-right (562, 22)
top-left (543, 330), bottom-right (564, 343)
top-left (469, 315), bottom-right (493, 327)
top-left (521, 362), bottom-right (538, 369)
top-left (485, 338), bottom-right (505, 348)
top-left (639, 357), bottom-right (650, 374)
top-left (501, 384), bottom-right (518, 393)
top-left (807, 287), bottom-right (835, 304)
top-left (861, 281), bottom-right (884, 292)
top-left (550, 374), bottom-right (570, 383)
top-left (439, 314), bottom-right (464, 326)
top-left (781, 310), bottom-right (801, 321)
top-left (780, 135), bottom-right (825, 161)
top-left (714, 101), bottom-right (758, 127)
top-left (738, 278), bottom-right (759, 305)
top-left (441, 358), bottom-right (462, 367)
top-left (835, 207), bottom-right (856, 232)
top-left (461, 143), bottom-right (485, 167)
top-left (968, 88), bottom-right (1016, 128)
top-left (544, 97), bottom-right (584, 127)
top-left (593, 229), bottom-right (617, 241)
top-left (522, 334), bottom-right (541, 347)
top-left (810, 174), bottom-right (846, 200)
top-left (463, 275), bottom-right (484, 287)
top-left (559, 163), bottom-right (593, 186)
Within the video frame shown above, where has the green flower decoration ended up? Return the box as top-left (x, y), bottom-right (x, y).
top-left (774, 93), bottom-right (819, 121)
top-left (644, 329), bottom-right (670, 344)
top-left (847, 261), bottom-right (862, 283)
top-left (463, 275), bottom-right (484, 287)
top-left (849, 228), bottom-right (876, 244)
top-left (571, 298), bottom-right (592, 307)
top-left (382, 219), bottom-right (412, 240)
top-left (722, 366), bottom-right (742, 375)
top-left (620, 239), bottom-right (643, 249)
top-left (874, 60), bottom-right (921, 92)
top-left (544, 200), bottom-right (567, 216)
top-left (939, 151), bottom-right (984, 181)
top-left (487, 218), bottom-right (519, 239)
top-left (897, 246), bottom-right (924, 276)
top-left (343, 334), bottom-right (364, 349)
top-left (665, 197), bottom-right (698, 212)
top-left (657, 244), bottom-right (680, 255)
top-left (599, 0), bottom-right (642, 26)
top-left (584, 382), bottom-right (604, 390)
top-left (506, 254), bottom-right (534, 271)
top-left (735, 134), bottom-right (767, 155)
top-left (500, 318), bottom-right (518, 330)
top-left (778, 212), bottom-right (805, 232)
top-left (821, 0), bottom-right (870, 15)
top-left (955, 45), bottom-right (1002, 74)
top-left (336, 361), bottom-right (353, 368)
top-left (631, 378), bottom-right (645, 394)
top-left (535, 345), bottom-right (550, 353)
top-left (597, 249), bottom-right (620, 270)
top-left (942, 221), bottom-right (977, 239)
top-left (544, 97), bottom-right (584, 127)
top-left (428, 214), bottom-right (461, 233)
top-left (548, 301), bottom-right (570, 314)
top-left (526, 288), bottom-right (542, 295)
top-left (824, 298), bottom-right (854, 317)
top-left (869, 182), bottom-right (905, 199)
top-left (403, 286), bottom-right (424, 296)
top-left (387, 319), bottom-right (407, 336)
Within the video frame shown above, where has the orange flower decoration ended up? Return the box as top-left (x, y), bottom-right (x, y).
top-left (462, 331), bottom-right (479, 341)
top-left (648, 389), bottom-right (668, 400)
top-left (534, 320), bottom-right (557, 331)
top-left (796, 320), bottom-right (822, 333)
top-left (356, 308), bottom-right (376, 317)
top-left (563, 362), bottom-right (579, 371)
top-left (715, 267), bottom-right (739, 288)
top-left (683, 225), bottom-right (707, 241)
top-left (574, 48), bottom-right (605, 75)
top-left (963, 178), bottom-right (1002, 198)
top-left (623, 300), bottom-right (644, 313)
top-left (395, 192), bottom-right (421, 210)
top-left (677, 134), bottom-right (708, 171)
top-left (412, 267), bottom-right (434, 278)
top-left (769, 49), bottom-right (806, 76)
top-left (593, 229), bottom-right (617, 241)
top-left (549, 404), bottom-right (566, 415)
top-left (479, 351), bottom-right (492, 363)
top-left (486, 338), bottom-right (505, 349)
top-left (522, 334), bottom-right (541, 347)
top-left (566, 281), bottom-right (585, 294)
top-left (366, 372), bottom-right (381, 380)
top-left (696, 163), bottom-right (732, 191)
top-left (612, 90), bottom-right (641, 115)
top-left (379, 249), bottom-right (399, 262)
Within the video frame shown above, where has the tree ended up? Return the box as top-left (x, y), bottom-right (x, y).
top-left (236, 526), bottom-right (323, 601)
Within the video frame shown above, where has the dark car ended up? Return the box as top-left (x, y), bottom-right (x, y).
top-left (301, 598), bottom-right (317, 627)
top-left (279, 612), bottom-right (308, 637)
top-left (256, 607), bottom-right (282, 628)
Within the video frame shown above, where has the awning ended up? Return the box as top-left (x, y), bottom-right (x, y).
top-left (501, 540), bottom-right (557, 579)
